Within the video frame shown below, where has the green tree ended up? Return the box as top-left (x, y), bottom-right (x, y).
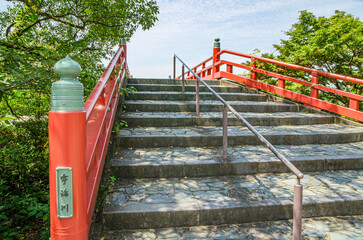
top-left (0, 0), bottom-right (159, 118)
top-left (0, 1), bottom-right (158, 238)
top-left (252, 10), bottom-right (362, 108)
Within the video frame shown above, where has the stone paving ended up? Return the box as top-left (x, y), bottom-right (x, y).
top-left (106, 171), bottom-right (363, 206)
top-left (124, 100), bottom-right (290, 106)
top-left (121, 111), bottom-right (329, 119)
top-left (113, 142), bottom-right (363, 166)
top-left (118, 124), bottom-right (363, 137)
top-left (97, 215), bottom-right (363, 239)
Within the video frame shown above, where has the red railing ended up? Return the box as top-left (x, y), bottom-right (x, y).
top-left (178, 40), bottom-right (363, 122)
top-left (49, 43), bottom-right (128, 239)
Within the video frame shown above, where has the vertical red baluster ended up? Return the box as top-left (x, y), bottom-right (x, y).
top-left (250, 58), bottom-right (257, 81)
top-left (226, 64), bottom-right (233, 74)
top-left (202, 63), bottom-right (206, 78)
top-left (278, 78), bottom-right (285, 89)
top-left (311, 72), bottom-right (319, 99)
top-left (349, 99), bottom-right (359, 111)
top-left (212, 38), bottom-right (220, 79)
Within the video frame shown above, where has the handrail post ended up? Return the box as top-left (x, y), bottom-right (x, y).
top-left (121, 39), bottom-right (128, 77)
top-left (222, 105), bottom-right (228, 161)
top-left (311, 71), bottom-right (319, 99)
top-left (349, 98), bottom-right (359, 111)
top-left (212, 38), bottom-right (220, 79)
top-left (49, 56), bottom-right (88, 240)
top-left (196, 77), bottom-right (200, 117)
top-left (202, 63), bottom-right (206, 77)
top-left (121, 39), bottom-right (127, 62)
top-left (250, 58), bottom-right (257, 80)
top-left (173, 55), bottom-right (176, 79)
top-left (293, 178), bottom-right (303, 240)
top-left (182, 65), bottom-right (185, 93)
top-left (226, 64), bottom-right (233, 74)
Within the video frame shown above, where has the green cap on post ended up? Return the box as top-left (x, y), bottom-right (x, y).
top-left (51, 55), bottom-right (84, 111)
top-left (214, 38), bottom-right (220, 48)
top-left (120, 39), bottom-right (127, 45)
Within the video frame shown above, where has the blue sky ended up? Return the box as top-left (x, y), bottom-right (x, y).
top-left (1, 0), bottom-right (362, 78)
top-left (127, 0), bottom-right (363, 78)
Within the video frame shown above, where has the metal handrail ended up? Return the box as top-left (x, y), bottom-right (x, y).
top-left (174, 54), bottom-right (304, 240)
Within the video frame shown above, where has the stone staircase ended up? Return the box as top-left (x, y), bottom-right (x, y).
top-left (101, 78), bottom-right (363, 235)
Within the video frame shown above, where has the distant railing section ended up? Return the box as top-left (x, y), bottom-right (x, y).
top-left (49, 43), bottom-right (129, 239)
top-left (177, 38), bottom-right (363, 122)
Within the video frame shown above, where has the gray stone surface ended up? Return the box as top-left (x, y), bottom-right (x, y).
top-left (120, 111), bottom-right (334, 127)
top-left (94, 78), bottom-right (363, 238)
top-left (105, 171), bottom-right (363, 206)
top-left (92, 215), bottom-right (363, 239)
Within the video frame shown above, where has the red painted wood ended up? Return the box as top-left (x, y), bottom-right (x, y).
top-left (226, 64), bottom-right (233, 73)
top-left (49, 111), bottom-right (88, 239)
top-left (218, 49), bottom-right (363, 85)
top-left (221, 71), bottom-right (363, 122)
top-left (49, 44), bottom-right (129, 240)
top-left (311, 72), bottom-right (319, 99)
top-left (278, 79), bottom-right (285, 89)
top-left (350, 99), bottom-right (360, 111)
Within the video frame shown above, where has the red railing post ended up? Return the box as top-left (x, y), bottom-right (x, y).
top-left (311, 71), bottom-right (319, 98)
top-left (350, 98), bottom-right (359, 111)
top-left (226, 64), bottom-right (233, 74)
top-left (278, 78), bottom-right (286, 89)
top-left (212, 38), bottom-right (220, 79)
top-left (121, 39), bottom-right (127, 61)
top-left (202, 63), bottom-right (206, 77)
top-left (49, 56), bottom-right (88, 239)
top-left (250, 58), bottom-right (257, 80)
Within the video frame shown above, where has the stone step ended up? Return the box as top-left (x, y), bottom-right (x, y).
top-left (111, 142), bottom-right (363, 178)
top-left (127, 91), bottom-right (267, 101)
top-left (92, 215), bottom-right (363, 239)
top-left (102, 171), bottom-right (363, 229)
top-left (116, 124), bottom-right (363, 148)
top-left (127, 84), bottom-right (243, 93)
top-left (128, 78), bottom-right (223, 85)
top-left (120, 112), bottom-right (334, 127)
top-left (124, 100), bottom-right (298, 113)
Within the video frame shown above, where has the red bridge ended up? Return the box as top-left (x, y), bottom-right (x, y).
top-left (48, 39), bottom-right (363, 239)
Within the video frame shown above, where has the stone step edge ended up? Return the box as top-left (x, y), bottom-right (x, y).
top-left (120, 114), bottom-right (334, 127)
top-left (110, 155), bottom-right (363, 178)
top-left (128, 83), bottom-right (239, 88)
top-left (102, 194), bottom-right (363, 229)
top-left (116, 132), bottom-right (363, 148)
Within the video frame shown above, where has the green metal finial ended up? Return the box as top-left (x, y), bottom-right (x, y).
top-left (214, 38), bottom-right (220, 48)
top-left (120, 39), bottom-right (127, 45)
top-left (51, 55), bottom-right (84, 111)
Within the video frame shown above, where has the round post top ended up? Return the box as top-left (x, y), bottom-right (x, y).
top-left (214, 38), bottom-right (220, 48)
top-left (54, 55), bottom-right (81, 80)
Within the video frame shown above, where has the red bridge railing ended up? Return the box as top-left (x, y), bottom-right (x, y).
top-left (49, 42), bottom-right (128, 239)
top-left (178, 38), bottom-right (363, 122)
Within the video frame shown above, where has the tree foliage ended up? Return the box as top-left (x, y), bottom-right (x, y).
top-left (0, 1), bottom-right (159, 238)
top-left (0, 0), bottom-right (159, 118)
top-left (252, 10), bottom-right (362, 108)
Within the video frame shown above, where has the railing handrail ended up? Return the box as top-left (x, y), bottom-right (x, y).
top-left (85, 47), bottom-right (124, 121)
top-left (179, 44), bottom-right (363, 122)
top-left (177, 56), bottom-right (213, 79)
top-left (174, 49), bottom-right (304, 239)
top-left (217, 49), bottom-right (363, 85)
top-left (174, 54), bottom-right (304, 179)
